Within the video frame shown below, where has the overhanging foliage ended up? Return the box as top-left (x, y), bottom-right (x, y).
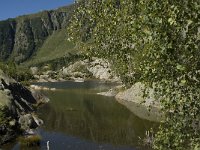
top-left (69, 0), bottom-right (200, 149)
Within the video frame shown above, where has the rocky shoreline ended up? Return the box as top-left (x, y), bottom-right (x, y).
top-left (29, 57), bottom-right (162, 122)
top-left (0, 56), bottom-right (162, 146)
top-left (0, 70), bottom-right (49, 145)
top-left (30, 57), bottom-right (121, 84)
top-left (98, 82), bottom-right (162, 122)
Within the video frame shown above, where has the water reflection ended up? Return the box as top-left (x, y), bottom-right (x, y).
top-left (37, 81), bottom-right (157, 149)
top-left (117, 99), bottom-right (162, 122)
top-left (2, 81), bottom-right (157, 150)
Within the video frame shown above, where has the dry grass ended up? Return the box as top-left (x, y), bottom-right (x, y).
top-left (18, 135), bottom-right (41, 147)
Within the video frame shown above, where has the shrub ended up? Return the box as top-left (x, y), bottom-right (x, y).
top-left (0, 61), bottom-right (33, 83)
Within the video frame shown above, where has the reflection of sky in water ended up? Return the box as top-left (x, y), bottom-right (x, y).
top-left (12, 130), bottom-right (136, 150)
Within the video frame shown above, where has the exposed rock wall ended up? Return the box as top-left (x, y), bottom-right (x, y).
top-left (0, 20), bottom-right (16, 60)
top-left (115, 82), bottom-right (162, 122)
top-left (0, 5), bottom-right (74, 63)
top-left (60, 57), bottom-right (121, 82)
top-left (115, 82), bottom-right (160, 108)
top-left (98, 82), bottom-right (162, 122)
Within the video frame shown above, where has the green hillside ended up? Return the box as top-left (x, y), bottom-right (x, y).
top-left (23, 28), bottom-right (78, 66)
top-left (0, 4), bottom-right (75, 63)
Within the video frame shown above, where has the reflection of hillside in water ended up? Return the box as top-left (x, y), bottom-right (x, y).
top-left (38, 89), bottom-right (157, 147)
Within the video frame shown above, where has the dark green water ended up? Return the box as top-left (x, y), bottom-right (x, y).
top-left (2, 80), bottom-right (157, 150)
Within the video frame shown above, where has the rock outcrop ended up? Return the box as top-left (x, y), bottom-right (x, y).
top-left (97, 82), bottom-right (162, 122)
top-left (0, 5), bottom-right (74, 63)
top-left (0, 70), bottom-right (48, 145)
top-left (115, 82), bottom-right (162, 122)
top-left (116, 82), bottom-right (160, 108)
top-left (60, 57), bottom-right (121, 82)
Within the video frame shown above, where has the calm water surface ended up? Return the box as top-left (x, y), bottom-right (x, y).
top-left (2, 80), bottom-right (157, 150)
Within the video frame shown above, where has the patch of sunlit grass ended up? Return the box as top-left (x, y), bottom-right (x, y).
top-left (18, 135), bottom-right (41, 147)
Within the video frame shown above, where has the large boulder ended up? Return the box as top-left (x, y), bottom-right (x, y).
top-left (62, 60), bottom-right (91, 79)
top-left (18, 114), bottom-right (43, 131)
top-left (0, 69), bottom-right (48, 145)
top-left (116, 82), bottom-right (160, 108)
top-left (88, 58), bottom-right (112, 80)
top-left (30, 67), bottom-right (38, 75)
top-left (115, 82), bottom-right (162, 122)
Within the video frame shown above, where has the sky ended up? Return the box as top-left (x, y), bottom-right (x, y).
top-left (0, 0), bottom-right (74, 21)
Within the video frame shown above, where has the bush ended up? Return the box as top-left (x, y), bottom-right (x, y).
top-left (0, 61), bottom-right (33, 83)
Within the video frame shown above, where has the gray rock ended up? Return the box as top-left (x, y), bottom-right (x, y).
top-left (115, 82), bottom-right (162, 122)
top-left (30, 67), bottom-right (38, 75)
top-left (60, 58), bottom-right (121, 82)
top-left (0, 69), bottom-right (48, 145)
top-left (116, 82), bottom-right (161, 108)
top-left (19, 114), bottom-right (38, 131)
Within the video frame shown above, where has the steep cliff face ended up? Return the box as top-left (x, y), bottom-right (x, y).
top-left (0, 5), bottom-right (74, 63)
top-left (0, 20), bottom-right (16, 60)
